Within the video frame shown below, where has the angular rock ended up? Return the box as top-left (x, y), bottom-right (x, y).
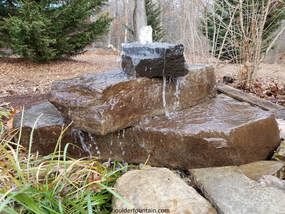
top-left (76, 95), bottom-right (280, 169)
top-left (121, 42), bottom-right (188, 77)
top-left (13, 102), bottom-right (87, 156)
top-left (50, 65), bottom-right (216, 135)
top-left (189, 166), bottom-right (285, 214)
top-left (238, 161), bottom-right (284, 181)
top-left (112, 167), bottom-right (217, 214)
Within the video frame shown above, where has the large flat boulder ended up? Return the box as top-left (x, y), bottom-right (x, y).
top-left (112, 167), bottom-right (217, 214)
top-left (189, 165), bottom-right (285, 214)
top-left (13, 102), bottom-right (87, 156)
top-left (121, 42), bottom-right (188, 77)
top-left (80, 95), bottom-right (280, 169)
top-left (49, 65), bottom-right (216, 135)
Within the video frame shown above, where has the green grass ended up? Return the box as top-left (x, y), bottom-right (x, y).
top-left (0, 106), bottom-right (135, 213)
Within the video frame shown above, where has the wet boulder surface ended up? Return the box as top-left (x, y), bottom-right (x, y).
top-left (80, 95), bottom-right (280, 169)
top-left (13, 102), bottom-right (85, 156)
top-left (49, 65), bottom-right (216, 135)
top-left (16, 95), bottom-right (280, 169)
top-left (121, 42), bottom-right (188, 77)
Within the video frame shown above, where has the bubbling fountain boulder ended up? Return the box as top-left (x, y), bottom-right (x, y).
top-left (121, 42), bottom-right (188, 78)
top-left (49, 65), bottom-right (216, 135)
top-left (13, 40), bottom-right (281, 172)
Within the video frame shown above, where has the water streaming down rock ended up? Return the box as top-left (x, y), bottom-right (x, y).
top-left (71, 128), bottom-right (93, 157)
top-left (50, 65), bottom-right (215, 135)
top-left (174, 78), bottom-right (182, 109)
top-left (73, 95), bottom-right (279, 169)
top-left (88, 133), bottom-right (101, 157)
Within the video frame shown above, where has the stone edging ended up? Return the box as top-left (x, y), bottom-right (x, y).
top-left (217, 83), bottom-right (285, 119)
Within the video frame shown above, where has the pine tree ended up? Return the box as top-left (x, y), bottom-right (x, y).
top-left (202, 0), bottom-right (285, 62)
top-left (0, 0), bottom-right (112, 62)
top-left (0, 0), bottom-right (17, 51)
top-left (145, 0), bottom-right (165, 42)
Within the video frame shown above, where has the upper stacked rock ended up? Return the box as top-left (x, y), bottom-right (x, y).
top-left (49, 65), bottom-right (216, 136)
top-left (121, 42), bottom-right (188, 78)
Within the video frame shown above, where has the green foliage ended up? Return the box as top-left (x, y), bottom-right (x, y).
top-left (0, 112), bottom-right (135, 213)
top-left (0, 0), bottom-right (112, 62)
top-left (145, 0), bottom-right (165, 41)
top-left (202, 0), bottom-right (285, 62)
top-left (0, 1), bottom-right (16, 51)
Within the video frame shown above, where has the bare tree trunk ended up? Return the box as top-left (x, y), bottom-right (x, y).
top-left (123, 0), bottom-right (129, 43)
top-left (107, 0), bottom-right (113, 47)
top-left (133, 0), bottom-right (147, 41)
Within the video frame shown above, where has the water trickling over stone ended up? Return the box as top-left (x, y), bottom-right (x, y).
top-left (50, 65), bottom-right (216, 135)
top-left (72, 128), bottom-right (93, 157)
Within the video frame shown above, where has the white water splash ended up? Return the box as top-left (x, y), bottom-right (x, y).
top-left (119, 141), bottom-right (126, 156)
top-left (88, 133), bottom-right (101, 156)
top-left (139, 26), bottom-right (153, 44)
top-left (173, 78), bottom-right (182, 110)
top-left (109, 139), bottom-right (113, 155)
top-left (162, 48), bottom-right (170, 117)
top-left (72, 129), bottom-right (93, 157)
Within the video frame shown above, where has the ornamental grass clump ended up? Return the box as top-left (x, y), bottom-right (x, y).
top-left (0, 107), bottom-right (134, 213)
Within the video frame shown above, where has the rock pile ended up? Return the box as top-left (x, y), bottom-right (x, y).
top-left (13, 43), bottom-right (284, 213)
top-left (14, 43), bottom-right (280, 169)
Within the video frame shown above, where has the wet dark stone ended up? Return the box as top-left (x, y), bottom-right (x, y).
top-left (80, 95), bottom-right (280, 169)
top-left (223, 75), bottom-right (235, 84)
top-left (49, 65), bottom-right (216, 135)
top-left (14, 95), bottom-right (280, 170)
top-left (13, 102), bottom-right (88, 156)
top-left (121, 42), bottom-right (188, 78)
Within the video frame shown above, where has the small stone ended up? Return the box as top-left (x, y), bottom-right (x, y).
top-left (121, 42), bottom-right (188, 77)
top-left (112, 167), bottom-right (217, 214)
top-left (223, 75), bottom-right (235, 84)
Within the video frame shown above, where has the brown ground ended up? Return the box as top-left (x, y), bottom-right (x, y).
top-left (0, 50), bottom-right (285, 108)
top-left (215, 63), bottom-right (285, 106)
top-left (0, 50), bottom-right (121, 108)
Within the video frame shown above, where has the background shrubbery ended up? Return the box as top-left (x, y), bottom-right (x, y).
top-left (0, 0), bottom-right (112, 62)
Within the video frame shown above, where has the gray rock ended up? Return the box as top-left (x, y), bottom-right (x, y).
top-left (112, 167), bottom-right (217, 214)
top-left (121, 42), bottom-right (188, 77)
top-left (13, 102), bottom-right (64, 129)
top-left (49, 65), bottom-right (216, 135)
top-left (190, 166), bottom-right (285, 214)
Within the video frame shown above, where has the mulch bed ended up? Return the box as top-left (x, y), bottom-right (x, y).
top-left (0, 94), bottom-right (50, 109)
